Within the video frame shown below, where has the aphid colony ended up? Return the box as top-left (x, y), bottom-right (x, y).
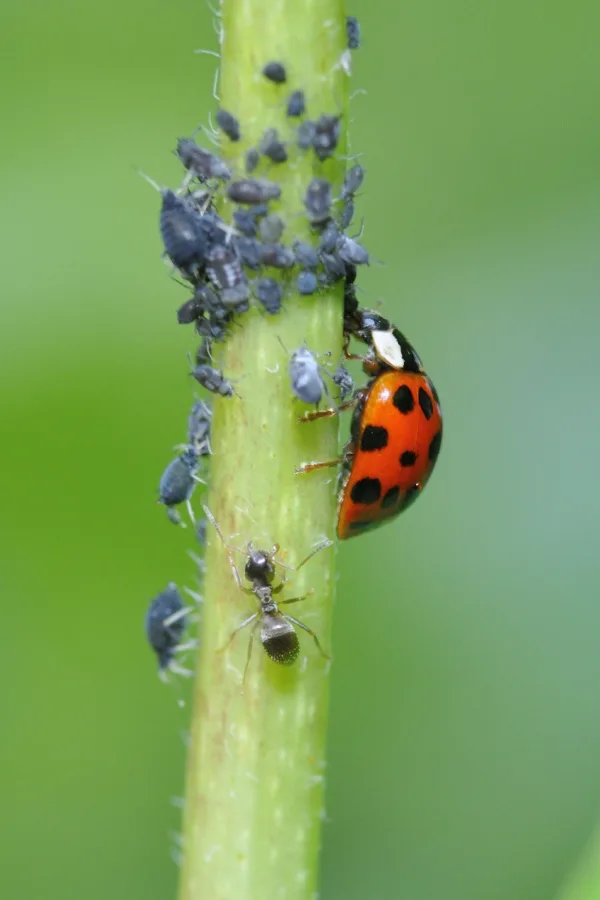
top-left (144, 18), bottom-right (443, 681)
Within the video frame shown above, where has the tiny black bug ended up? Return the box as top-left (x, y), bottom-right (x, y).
top-left (318, 221), bottom-right (340, 254)
top-left (233, 235), bottom-right (262, 269)
top-left (346, 16), bottom-right (361, 50)
top-left (259, 243), bottom-right (295, 269)
top-left (233, 207), bottom-right (259, 237)
top-left (255, 277), bottom-right (283, 315)
top-left (304, 178), bottom-right (332, 226)
top-left (158, 446), bottom-right (204, 526)
top-left (259, 128), bottom-right (288, 164)
top-left (319, 250), bottom-right (346, 282)
top-left (206, 244), bottom-right (247, 291)
top-left (258, 213), bottom-right (285, 244)
top-left (286, 90), bottom-right (306, 117)
top-left (341, 164), bottom-right (365, 200)
top-left (297, 119), bottom-right (316, 151)
top-left (203, 504), bottom-right (331, 683)
top-left (313, 114), bottom-right (341, 161)
top-left (191, 363), bottom-right (239, 398)
top-left (215, 108), bottom-right (241, 142)
top-left (245, 147), bottom-right (260, 173)
top-left (338, 235), bottom-right (369, 266)
top-left (176, 138), bottom-right (232, 182)
top-left (177, 296), bottom-right (203, 325)
top-left (221, 283), bottom-right (251, 311)
top-left (292, 240), bottom-right (319, 270)
top-left (227, 178), bottom-right (281, 205)
top-left (298, 269), bottom-right (319, 296)
top-left (160, 190), bottom-right (208, 275)
top-left (339, 197), bottom-right (354, 230)
top-left (187, 399), bottom-right (212, 453)
top-left (332, 364), bottom-right (354, 401)
top-left (297, 270), bottom-right (318, 295)
top-left (262, 61), bottom-right (287, 84)
top-left (145, 584), bottom-right (191, 676)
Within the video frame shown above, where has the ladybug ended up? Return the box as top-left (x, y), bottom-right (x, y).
top-left (297, 313), bottom-right (443, 540)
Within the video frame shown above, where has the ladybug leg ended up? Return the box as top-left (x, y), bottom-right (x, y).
top-left (284, 615), bottom-right (329, 660)
top-left (299, 398), bottom-right (355, 423)
top-left (295, 458), bottom-right (344, 475)
top-left (342, 332), bottom-right (369, 363)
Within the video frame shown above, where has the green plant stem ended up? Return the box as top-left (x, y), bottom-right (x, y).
top-left (178, 2), bottom-right (348, 898)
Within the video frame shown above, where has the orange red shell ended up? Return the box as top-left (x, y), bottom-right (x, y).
top-left (337, 370), bottom-right (443, 539)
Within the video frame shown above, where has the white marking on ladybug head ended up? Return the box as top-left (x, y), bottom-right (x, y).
top-left (371, 330), bottom-right (404, 369)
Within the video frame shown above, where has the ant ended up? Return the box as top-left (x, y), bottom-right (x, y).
top-left (203, 505), bottom-right (332, 683)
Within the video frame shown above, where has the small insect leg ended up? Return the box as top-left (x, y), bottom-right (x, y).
top-left (280, 590), bottom-right (315, 605)
top-left (218, 612), bottom-right (258, 653)
top-left (203, 503), bottom-right (244, 589)
top-left (295, 458), bottom-right (344, 475)
top-left (285, 615), bottom-right (329, 660)
top-left (298, 399), bottom-right (355, 423)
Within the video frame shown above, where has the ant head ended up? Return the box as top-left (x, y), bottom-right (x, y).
top-left (245, 544), bottom-right (276, 584)
top-left (260, 614), bottom-right (300, 665)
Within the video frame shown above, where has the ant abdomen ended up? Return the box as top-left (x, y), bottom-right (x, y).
top-left (261, 615), bottom-right (300, 665)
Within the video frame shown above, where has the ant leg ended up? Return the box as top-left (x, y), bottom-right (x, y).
top-left (284, 616), bottom-right (330, 660)
top-left (285, 540), bottom-right (333, 573)
top-left (202, 503), bottom-right (244, 589)
top-left (296, 458), bottom-right (343, 475)
top-left (218, 612), bottom-right (258, 653)
top-left (242, 620), bottom-right (260, 687)
top-left (280, 590), bottom-right (314, 605)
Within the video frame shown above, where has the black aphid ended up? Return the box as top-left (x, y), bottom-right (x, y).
top-left (304, 178), bottom-right (332, 226)
top-left (215, 108), bottom-right (241, 141)
top-left (160, 191), bottom-right (207, 275)
top-left (233, 208), bottom-right (259, 237)
top-left (339, 197), bottom-right (354, 230)
top-left (292, 240), bottom-right (319, 269)
top-left (227, 178), bottom-right (281, 205)
top-left (297, 120), bottom-right (316, 151)
top-left (158, 446), bottom-right (203, 525)
top-left (145, 584), bottom-right (189, 673)
top-left (245, 148), bottom-right (260, 173)
top-left (187, 399), bottom-right (212, 453)
top-left (255, 277), bottom-right (283, 315)
top-left (286, 90), bottom-right (306, 117)
top-left (203, 504), bottom-right (331, 682)
top-left (234, 235), bottom-right (262, 269)
top-left (313, 114), bottom-right (341, 161)
top-left (177, 297), bottom-right (203, 325)
top-left (341, 164), bottom-right (365, 199)
top-left (221, 284), bottom-right (251, 311)
top-left (191, 364), bottom-right (238, 398)
top-left (346, 16), bottom-right (361, 50)
top-left (258, 213), bottom-right (285, 244)
top-left (337, 235), bottom-right (369, 266)
top-left (319, 251), bottom-right (346, 282)
top-left (259, 128), bottom-right (287, 164)
top-left (297, 270), bottom-right (318, 295)
top-left (319, 221), bottom-right (340, 254)
top-left (206, 244), bottom-right (246, 291)
top-left (262, 61), bottom-right (287, 84)
top-left (260, 243), bottom-right (295, 269)
top-left (333, 364), bottom-right (354, 401)
top-left (176, 138), bottom-right (231, 181)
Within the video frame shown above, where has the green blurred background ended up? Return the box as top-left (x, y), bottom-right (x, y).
top-left (1, 1), bottom-right (599, 898)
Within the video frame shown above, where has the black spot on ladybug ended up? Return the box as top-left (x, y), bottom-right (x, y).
top-left (400, 450), bottom-right (417, 467)
top-left (393, 385), bottom-right (414, 414)
top-left (381, 486), bottom-right (400, 509)
top-left (429, 431), bottom-right (442, 462)
top-left (350, 478), bottom-right (381, 505)
top-left (418, 387), bottom-right (433, 420)
top-left (402, 484), bottom-right (421, 510)
top-left (428, 379), bottom-right (440, 405)
top-left (361, 425), bottom-right (388, 452)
